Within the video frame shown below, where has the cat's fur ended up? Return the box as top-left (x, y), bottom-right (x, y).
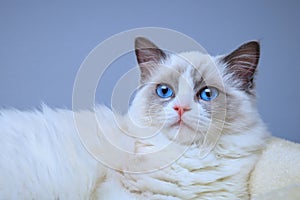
top-left (0, 37), bottom-right (289, 199)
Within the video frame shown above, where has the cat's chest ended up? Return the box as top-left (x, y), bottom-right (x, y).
top-left (115, 146), bottom-right (247, 200)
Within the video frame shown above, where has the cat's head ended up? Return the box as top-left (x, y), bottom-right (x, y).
top-left (128, 37), bottom-right (261, 145)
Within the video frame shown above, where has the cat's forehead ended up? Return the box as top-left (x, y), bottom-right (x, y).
top-left (152, 51), bottom-right (221, 86)
top-left (173, 51), bottom-right (217, 75)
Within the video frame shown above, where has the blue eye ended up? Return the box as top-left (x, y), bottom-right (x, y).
top-left (199, 87), bottom-right (219, 101)
top-left (156, 85), bottom-right (174, 98)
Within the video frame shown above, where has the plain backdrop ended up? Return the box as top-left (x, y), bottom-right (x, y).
top-left (0, 1), bottom-right (299, 142)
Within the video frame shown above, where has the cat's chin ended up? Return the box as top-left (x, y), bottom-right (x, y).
top-left (162, 122), bottom-right (201, 145)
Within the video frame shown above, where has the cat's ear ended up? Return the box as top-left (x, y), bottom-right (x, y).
top-left (135, 37), bottom-right (166, 82)
top-left (135, 37), bottom-right (166, 64)
top-left (222, 41), bottom-right (260, 93)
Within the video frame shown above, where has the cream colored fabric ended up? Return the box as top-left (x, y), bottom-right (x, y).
top-left (250, 137), bottom-right (300, 199)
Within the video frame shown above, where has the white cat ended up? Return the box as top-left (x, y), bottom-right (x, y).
top-left (0, 37), bottom-right (298, 199)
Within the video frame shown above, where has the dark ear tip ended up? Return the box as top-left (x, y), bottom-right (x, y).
top-left (135, 36), bottom-right (152, 49)
top-left (242, 40), bottom-right (260, 53)
top-left (135, 36), bottom-right (147, 42)
top-left (134, 36), bottom-right (144, 45)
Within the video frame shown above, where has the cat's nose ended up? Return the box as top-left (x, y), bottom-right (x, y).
top-left (173, 105), bottom-right (191, 116)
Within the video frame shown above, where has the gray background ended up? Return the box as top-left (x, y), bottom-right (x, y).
top-left (0, 1), bottom-right (299, 142)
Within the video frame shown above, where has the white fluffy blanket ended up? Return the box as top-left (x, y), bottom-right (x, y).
top-left (250, 137), bottom-right (300, 200)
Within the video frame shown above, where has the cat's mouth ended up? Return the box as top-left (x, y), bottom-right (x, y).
top-left (170, 120), bottom-right (194, 131)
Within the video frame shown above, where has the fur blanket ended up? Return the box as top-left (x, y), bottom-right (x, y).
top-left (249, 137), bottom-right (300, 200)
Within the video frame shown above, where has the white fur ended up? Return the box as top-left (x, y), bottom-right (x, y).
top-left (2, 47), bottom-right (297, 200)
top-left (0, 106), bottom-right (108, 199)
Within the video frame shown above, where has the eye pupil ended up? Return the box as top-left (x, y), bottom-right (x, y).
top-left (204, 89), bottom-right (212, 97)
top-left (156, 85), bottom-right (174, 98)
top-left (162, 87), bottom-right (169, 94)
top-left (199, 87), bottom-right (218, 101)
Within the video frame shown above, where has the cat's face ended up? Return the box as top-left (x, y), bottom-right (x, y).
top-left (129, 37), bottom-right (260, 145)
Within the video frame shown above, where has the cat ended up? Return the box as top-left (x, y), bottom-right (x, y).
top-left (1, 36), bottom-right (290, 199)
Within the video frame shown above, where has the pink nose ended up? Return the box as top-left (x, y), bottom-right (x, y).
top-left (173, 105), bottom-right (191, 116)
